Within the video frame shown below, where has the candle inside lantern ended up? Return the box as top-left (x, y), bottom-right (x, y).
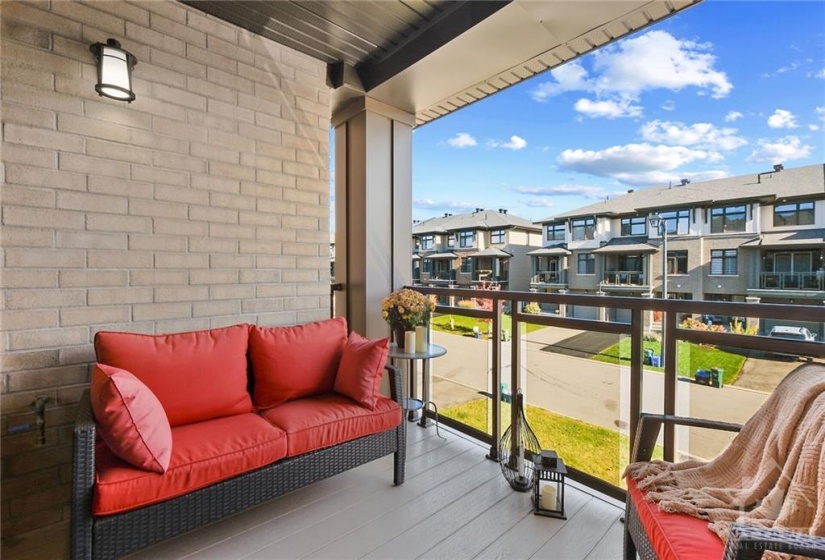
top-left (404, 331), bottom-right (416, 353)
top-left (415, 326), bottom-right (427, 353)
top-left (541, 485), bottom-right (557, 510)
top-left (517, 444), bottom-right (525, 479)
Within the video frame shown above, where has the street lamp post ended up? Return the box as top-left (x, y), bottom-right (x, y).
top-left (649, 214), bottom-right (667, 361)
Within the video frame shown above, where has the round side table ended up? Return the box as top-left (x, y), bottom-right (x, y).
top-left (388, 343), bottom-right (446, 427)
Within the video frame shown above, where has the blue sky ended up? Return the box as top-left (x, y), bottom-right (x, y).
top-left (410, 0), bottom-right (825, 223)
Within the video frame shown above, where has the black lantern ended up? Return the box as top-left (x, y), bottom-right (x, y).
top-left (90, 39), bottom-right (137, 102)
top-left (533, 450), bottom-right (567, 519)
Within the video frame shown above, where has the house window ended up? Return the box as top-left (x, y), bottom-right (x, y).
top-left (620, 216), bottom-right (647, 236)
top-left (447, 234), bottom-right (455, 247)
top-left (460, 257), bottom-right (472, 273)
top-left (710, 249), bottom-right (737, 275)
top-left (491, 229), bottom-right (505, 244)
top-left (420, 234), bottom-right (434, 250)
top-left (774, 201), bottom-right (814, 227)
top-left (577, 253), bottom-right (595, 275)
top-left (667, 250), bottom-right (688, 274)
top-left (659, 209), bottom-right (690, 235)
top-left (422, 259), bottom-right (433, 273)
top-left (571, 218), bottom-right (595, 241)
top-left (546, 224), bottom-right (565, 242)
top-left (459, 231), bottom-right (475, 248)
top-left (710, 205), bottom-right (746, 233)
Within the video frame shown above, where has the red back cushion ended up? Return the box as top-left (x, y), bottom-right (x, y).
top-left (94, 325), bottom-right (252, 427)
top-left (334, 332), bottom-right (389, 409)
top-left (91, 363), bottom-right (172, 473)
top-left (250, 317), bottom-right (348, 409)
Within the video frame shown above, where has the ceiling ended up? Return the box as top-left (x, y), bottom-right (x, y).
top-left (182, 0), bottom-right (702, 126)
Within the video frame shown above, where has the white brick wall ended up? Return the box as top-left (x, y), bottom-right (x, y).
top-left (0, 0), bottom-right (330, 543)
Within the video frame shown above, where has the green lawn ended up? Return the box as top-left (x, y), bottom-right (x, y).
top-left (443, 398), bottom-right (662, 486)
top-left (592, 339), bottom-right (746, 384)
top-left (431, 312), bottom-right (544, 338)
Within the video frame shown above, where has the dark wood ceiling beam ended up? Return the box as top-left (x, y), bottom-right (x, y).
top-left (355, 0), bottom-right (511, 92)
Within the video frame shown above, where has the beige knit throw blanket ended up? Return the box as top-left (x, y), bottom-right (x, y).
top-left (625, 362), bottom-right (825, 559)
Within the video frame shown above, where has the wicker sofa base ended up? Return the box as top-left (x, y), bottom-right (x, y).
top-left (73, 366), bottom-right (406, 560)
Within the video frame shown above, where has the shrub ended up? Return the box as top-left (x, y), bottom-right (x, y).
top-left (524, 302), bottom-right (541, 315)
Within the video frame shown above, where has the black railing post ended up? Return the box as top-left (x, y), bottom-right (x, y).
top-left (629, 308), bottom-right (644, 457)
top-left (663, 310), bottom-right (678, 461)
top-left (488, 294), bottom-right (503, 460)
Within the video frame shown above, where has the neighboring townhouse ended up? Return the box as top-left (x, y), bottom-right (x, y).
top-left (531, 163), bottom-right (825, 333)
top-left (413, 209), bottom-right (542, 292)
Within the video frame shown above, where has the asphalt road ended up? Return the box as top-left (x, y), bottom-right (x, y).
top-left (422, 327), bottom-right (770, 461)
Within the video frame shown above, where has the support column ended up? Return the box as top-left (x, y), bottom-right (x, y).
top-left (642, 292), bottom-right (655, 332)
top-left (333, 97), bottom-right (415, 339)
top-left (557, 289), bottom-right (568, 318)
top-left (597, 290), bottom-right (607, 322)
top-left (745, 296), bottom-right (761, 334)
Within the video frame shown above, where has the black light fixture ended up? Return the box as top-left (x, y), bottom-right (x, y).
top-left (89, 38), bottom-right (137, 103)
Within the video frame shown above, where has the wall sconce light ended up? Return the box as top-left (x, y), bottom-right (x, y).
top-left (89, 38), bottom-right (137, 102)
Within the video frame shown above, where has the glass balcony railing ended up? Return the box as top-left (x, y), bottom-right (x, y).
top-left (602, 270), bottom-right (646, 286)
top-left (760, 271), bottom-right (823, 291)
top-left (412, 286), bottom-right (825, 501)
top-left (531, 270), bottom-right (565, 284)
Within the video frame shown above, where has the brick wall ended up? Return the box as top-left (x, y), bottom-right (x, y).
top-left (0, 0), bottom-right (330, 544)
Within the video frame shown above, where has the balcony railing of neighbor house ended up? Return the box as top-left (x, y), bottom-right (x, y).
top-left (761, 271), bottom-right (824, 291)
top-left (410, 286), bottom-right (824, 502)
top-left (474, 270), bottom-right (508, 283)
top-left (531, 270), bottom-right (565, 285)
top-left (602, 270), bottom-right (646, 286)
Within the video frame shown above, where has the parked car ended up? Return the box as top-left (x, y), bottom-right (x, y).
top-left (766, 326), bottom-right (817, 360)
top-left (767, 326), bottom-right (817, 342)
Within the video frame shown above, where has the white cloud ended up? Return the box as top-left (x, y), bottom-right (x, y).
top-left (605, 169), bottom-right (730, 187)
top-left (746, 136), bottom-right (812, 163)
top-left (530, 31), bottom-right (731, 102)
top-left (725, 111), bottom-right (743, 122)
top-left (810, 124), bottom-right (821, 131)
top-left (815, 69), bottom-right (825, 79)
top-left (530, 62), bottom-right (591, 102)
top-left (445, 132), bottom-right (477, 148)
top-left (574, 98), bottom-right (642, 119)
top-left (414, 199), bottom-right (477, 211)
top-left (639, 120), bottom-right (747, 151)
top-left (557, 143), bottom-right (724, 185)
top-left (524, 199), bottom-right (556, 208)
top-left (661, 100), bottom-right (676, 111)
top-left (488, 135), bottom-right (527, 150)
top-left (767, 109), bottom-right (799, 129)
top-left (589, 30), bottom-right (732, 99)
top-left (514, 185), bottom-right (609, 199)
top-left (816, 107), bottom-right (825, 122)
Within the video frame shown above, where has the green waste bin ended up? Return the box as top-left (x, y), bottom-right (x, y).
top-left (711, 367), bottom-right (724, 388)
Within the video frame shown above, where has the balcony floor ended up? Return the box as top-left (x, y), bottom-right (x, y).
top-left (125, 424), bottom-right (624, 560)
top-left (3, 423), bottom-right (624, 560)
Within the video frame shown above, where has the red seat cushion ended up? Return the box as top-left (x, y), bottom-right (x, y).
top-left (91, 363), bottom-right (172, 473)
top-left (261, 393), bottom-right (401, 457)
top-left (250, 318), bottom-right (348, 409)
top-left (334, 332), bottom-right (389, 410)
top-left (627, 476), bottom-right (725, 560)
top-left (95, 325), bottom-right (253, 427)
top-left (93, 413), bottom-right (287, 516)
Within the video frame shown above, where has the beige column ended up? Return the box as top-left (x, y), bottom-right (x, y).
top-left (745, 296), bottom-right (761, 334)
top-left (332, 97), bottom-right (415, 338)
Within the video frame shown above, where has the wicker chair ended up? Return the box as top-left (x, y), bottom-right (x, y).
top-left (624, 413), bottom-right (825, 560)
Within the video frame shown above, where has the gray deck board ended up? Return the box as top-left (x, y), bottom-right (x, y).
top-left (118, 425), bottom-right (624, 560)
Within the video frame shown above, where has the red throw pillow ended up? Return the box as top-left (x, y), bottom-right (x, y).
top-left (91, 363), bottom-right (172, 473)
top-left (250, 317), bottom-right (348, 409)
top-left (334, 332), bottom-right (390, 410)
top-left (94, 325), bottom-right (252, 427)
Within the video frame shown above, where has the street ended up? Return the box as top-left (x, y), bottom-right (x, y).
top-left (423, 327), bottom-right (770, 461)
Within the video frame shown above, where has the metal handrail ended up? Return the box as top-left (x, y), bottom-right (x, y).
top-left (760, 271), bottom-right (823, 290)
top-left (602, 270), bottom-right (645, 285)
top-left (410, 285), bottom-right (824, 500)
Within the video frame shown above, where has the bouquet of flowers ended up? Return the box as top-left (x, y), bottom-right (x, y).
top-left (381, 288), bottom-right (434, 331)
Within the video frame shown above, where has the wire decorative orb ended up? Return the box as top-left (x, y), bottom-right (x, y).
top-left (498, 391), bottom-right (541, 492)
